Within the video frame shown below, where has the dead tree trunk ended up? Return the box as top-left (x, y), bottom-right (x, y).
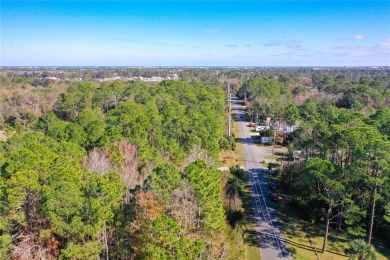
top-left (322, 204), bottom-right (332, 253)
top-left (368, 181), bottom-right (377, 244)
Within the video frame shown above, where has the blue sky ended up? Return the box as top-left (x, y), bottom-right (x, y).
top-left (1, 1), bottom-right (389, 66)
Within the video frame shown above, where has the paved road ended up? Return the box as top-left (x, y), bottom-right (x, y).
top-left (233, 98), bottom-right (291, 260)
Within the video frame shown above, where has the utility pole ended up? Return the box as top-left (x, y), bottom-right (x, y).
top-left (228, 82), bottom-right (231, 136)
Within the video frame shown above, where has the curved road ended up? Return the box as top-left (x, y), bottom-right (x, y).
top-left (233, 97), bottom-right (291, 260)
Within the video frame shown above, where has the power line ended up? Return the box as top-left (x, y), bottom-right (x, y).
top-left (228, 82), bottom-right (231, 136)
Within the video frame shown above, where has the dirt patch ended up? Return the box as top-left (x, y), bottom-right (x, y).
top-left (0, 130), bottom-right (7, 142)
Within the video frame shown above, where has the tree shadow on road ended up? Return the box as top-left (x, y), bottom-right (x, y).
top-left (231, 112), bottom-right (245, 122)
top-left (241, 181), bottom-right (262, 248)
top-left (234, 137), bottom-right (255, 144)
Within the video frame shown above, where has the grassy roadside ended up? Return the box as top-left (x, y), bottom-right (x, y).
top-left (270, 176), bottom-right (390, 260)
top-left (240, 177), bottom-right (262, 260)
top-left (219, 115), bottom-right (262, 260)
top-left (219, 120), bottom-right (246, 166)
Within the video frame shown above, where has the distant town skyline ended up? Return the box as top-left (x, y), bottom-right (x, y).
top-left (1, 1), bottom-right (390, 66)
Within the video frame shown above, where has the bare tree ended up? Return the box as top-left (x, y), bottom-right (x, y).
top-left (168, 182), bottom-right (200, 234)
top-left (99, 222), bottom-right (109, 260)
top-left (12, 233), bottom-right (58, 260)
top-left (83, 148), bottom-right (111, 176)
top-left (115, 141), bottom-right (146, 203)
top-left (185, 145), bottom-right (215, 169)
top-left (12, 235), bottom-right (41, 260)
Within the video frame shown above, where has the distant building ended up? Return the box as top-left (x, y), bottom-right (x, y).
top-left (126, 74), bottom-right (178, 82)
top-left (102, 76), bottom-right (122, 82)
top-left (273, 117), bottom-right (296, 134)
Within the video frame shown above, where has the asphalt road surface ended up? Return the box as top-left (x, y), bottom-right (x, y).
top-left (233, 97), bottom-right (291, 260)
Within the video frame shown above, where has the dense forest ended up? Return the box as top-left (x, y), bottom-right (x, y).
top-left (0, 77), bottom-right (242, 259)
top-left (0, 67), bottom-right (390, 258)
top-left (236, 70), bottom-right (390, 252)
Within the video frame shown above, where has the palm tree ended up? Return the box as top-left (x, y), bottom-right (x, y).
top-left (348, 239), bottom-right (377, 260)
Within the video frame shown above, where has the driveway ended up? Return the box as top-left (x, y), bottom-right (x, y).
top-left (233, 97), bottom-right (291, 260)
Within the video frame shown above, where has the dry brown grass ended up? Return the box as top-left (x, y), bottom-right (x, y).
top-left (0, 130), bottom-right (7, 142)
top-left (219, 120), bottom-right (246, 167)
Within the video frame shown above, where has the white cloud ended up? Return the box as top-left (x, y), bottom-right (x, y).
top-left (204, 29), bottom-right (219, 34)
top-left (355, 35), bottom-right (365, 40)
top-left (264, 40), bottom-right (302, 50)
top-left (330, 43), bottom-right (389, 60)
top-left (331, 46), bottom-right (369, 51)
top-left (285, 41), bottom-right (303, 49)
top-left (264, 40), bottom-right (282, 47)
top-left (379, 39), bottom-right (390, 47)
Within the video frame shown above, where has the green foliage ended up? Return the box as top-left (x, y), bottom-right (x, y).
top-left (107, 102), bottom-right (151, 146)
top-left (64, 123), bottom-right (87, 146)
top-left (144, 214), bottom-right (205, 260)
top-left (183, 160), bottom-right (226, 231)
top-left (3, 68), bottom-right (389, 258)
top-left (285, 103), bottom-right (300, 125)
top-left (130, 191), bottom-right (206, 259)
top-left (237, 76), bottom-right (290, 118)
top-left (276, 74), bottom-right (390, 245)
top-left (370, 108), bottom-right (390, 138)
top-left (348, 239), bottom-right (377, 260)
top-left (301, 158), bottom-right (344, 203)
top-left (55, 83), bottom-right (97, 120)
top-left (60, 241), bottom-right (103, 260)
top-left (47, 119), bottom-right (68, 141)
top-left (268, 162), bottom-right (280, 170)
top-left (0, 79), bottom-right (243, 258)
top-left (219, 135), bottom-right (236, 151)
top-left (337, 85), bottom-right (384, 110)
top-left (229, 165), bottom-right (246, 180)
top-left (0, 234), bottom-right (12, 259)
top-left (149, 163), bottom-right (181, 203)
top-left (300, 98), bottom-right (318, 121)
top-left (0, 131), bottom-right (124, 258)
top-left (227, 225), bottom-right (244, 259)
top-left (6, 170), bottom-right (40, 227)
top-left (344, 198), bottom-right (367, 237)
top-left (76, 110), bottom-right (107, 147)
